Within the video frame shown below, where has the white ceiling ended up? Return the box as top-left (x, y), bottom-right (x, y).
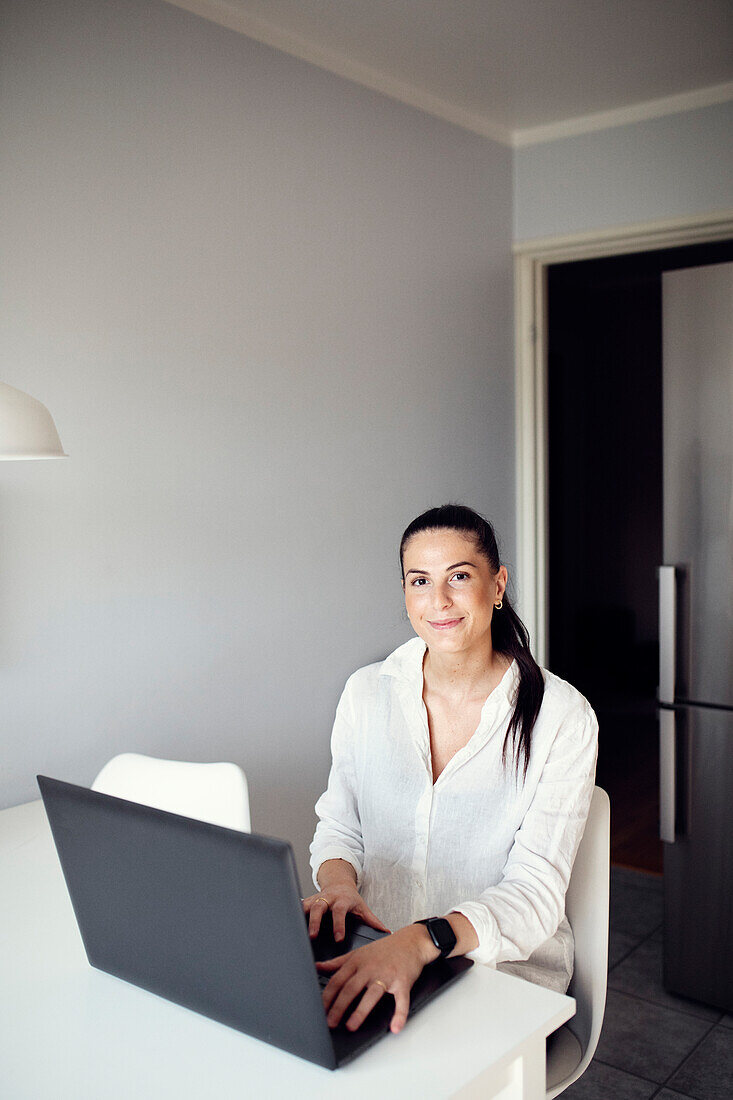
top-left (164, 0), bottom-right (733, 145)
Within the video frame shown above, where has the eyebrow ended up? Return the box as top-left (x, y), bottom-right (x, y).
top-left (405, 561), bottom-right (476, 576)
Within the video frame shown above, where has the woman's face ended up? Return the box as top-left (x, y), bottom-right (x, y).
top-left (401, 528), bottom-right (507, 657)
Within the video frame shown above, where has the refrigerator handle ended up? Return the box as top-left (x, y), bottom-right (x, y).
top-left (659, 708), bottom-right (676, 843)
top-left (658, 565), bottom-right (676, 704)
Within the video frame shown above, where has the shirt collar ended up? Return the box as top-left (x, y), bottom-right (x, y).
top-left (379, 636), bottom-right (427, 681)
top-left (380, 635), bottom-right (520, 706)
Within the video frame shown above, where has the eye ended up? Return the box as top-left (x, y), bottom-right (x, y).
top-left (450, 572), bottom-right (470, 582)
top-left (410, 577), bottom-right (429, 586)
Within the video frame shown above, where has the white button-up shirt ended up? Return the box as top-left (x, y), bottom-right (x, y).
top-left (310, 637), bottom-right (598, 992)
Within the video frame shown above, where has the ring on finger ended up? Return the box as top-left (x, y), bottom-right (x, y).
top-left (315, 896), bottom-right (329, 907)
top-left (373, 979), bottom-right (388, 991)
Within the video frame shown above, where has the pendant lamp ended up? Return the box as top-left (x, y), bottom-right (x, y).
top-left (0, 381), bottom-right (67, 460)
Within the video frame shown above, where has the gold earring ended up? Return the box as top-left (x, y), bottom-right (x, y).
top-left (494, 600), bottom-right (503, 610)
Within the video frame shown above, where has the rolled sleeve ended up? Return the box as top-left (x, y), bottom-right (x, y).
top-left (309, 678), bottom-right (365, 889)
top-left (451, 700), bottom-right (598, 967)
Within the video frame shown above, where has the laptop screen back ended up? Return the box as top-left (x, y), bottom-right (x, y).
top-left (37, 776), bottom-right (337, 1069)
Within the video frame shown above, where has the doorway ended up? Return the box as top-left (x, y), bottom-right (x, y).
top-left (546, 238), bottom-right (733, 873)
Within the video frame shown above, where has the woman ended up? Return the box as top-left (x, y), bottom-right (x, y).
top-left (305, 504), bottom-right (598, 1036)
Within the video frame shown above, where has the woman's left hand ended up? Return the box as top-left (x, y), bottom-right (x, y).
top-left (317, 924), bottom-right (437, 1034)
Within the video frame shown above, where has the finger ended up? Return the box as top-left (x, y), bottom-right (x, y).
top-left (354, 902), bottom-right (391, 933)
top-left (345, 982), bottom-right (387, 1032)
top-left (390, 985), bottom-right (410, 1034)
top-left (316, 952), bottom-right (351, 972)
top-left (331, 903), bottom-right (348, 942)
top-left (326, 974), bottom-right (365, 1028)
top-left (308, 899), bottom-right (328, 939)
top-left (319, 958), bottom-right (354, 1011)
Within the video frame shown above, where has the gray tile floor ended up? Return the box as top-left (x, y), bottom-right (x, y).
top-left (563, 869), bottom-right (733, 1100)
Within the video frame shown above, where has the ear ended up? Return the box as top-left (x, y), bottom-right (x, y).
top-left (496, 565), bottom-right (508, 600)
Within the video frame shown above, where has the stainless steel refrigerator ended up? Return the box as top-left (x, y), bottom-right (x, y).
top-left (659, 260), bottom-right (733, 1012)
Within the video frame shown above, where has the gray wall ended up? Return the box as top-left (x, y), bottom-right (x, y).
top-left (0, 0), bottom-right (513, 881)
top-left (514, 100), bottom-right (733, 241)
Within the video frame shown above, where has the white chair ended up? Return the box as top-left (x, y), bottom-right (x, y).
top-left (546, 785), bottom-right (610, 1097)
top-left (92, 752), bottom-right (251, 832)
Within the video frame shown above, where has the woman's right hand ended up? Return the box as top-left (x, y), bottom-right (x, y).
top-left (303, 882), bottom-right (390, 942)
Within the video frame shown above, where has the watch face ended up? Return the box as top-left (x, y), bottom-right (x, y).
top-left (428, 917), bottom-right (457, 955)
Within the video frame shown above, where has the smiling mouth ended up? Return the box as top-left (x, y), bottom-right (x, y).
top-left (428, 618), bottom-right (463, 629)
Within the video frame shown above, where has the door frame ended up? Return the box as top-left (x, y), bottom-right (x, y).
top-left (513, 209), bottom-right (733, 667)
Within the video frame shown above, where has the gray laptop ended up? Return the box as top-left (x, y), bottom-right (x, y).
top-left (37, 775), bottom-right (472, 1069)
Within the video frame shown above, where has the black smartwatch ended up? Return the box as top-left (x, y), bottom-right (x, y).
top-left (415, 917), bottom-right (457, 958)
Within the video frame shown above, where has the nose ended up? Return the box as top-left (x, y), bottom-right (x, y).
top-left (432, 581), bottom-right (453, 610)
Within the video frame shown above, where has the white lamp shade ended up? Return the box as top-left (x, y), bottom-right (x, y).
top-left (0, 381), bottom-right (67, 460)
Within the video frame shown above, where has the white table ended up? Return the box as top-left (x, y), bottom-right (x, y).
top-left (0, 800), bottom-right (574, 1099)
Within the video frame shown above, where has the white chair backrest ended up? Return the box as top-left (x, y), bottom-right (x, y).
top-left (92, 753), bottom-right (251, 832)
top-left (564, 786), bottom-right (610, 1057)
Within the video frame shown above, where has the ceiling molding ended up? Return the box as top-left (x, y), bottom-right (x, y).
top-left (512, 80), bottom-right (733, 147)
top-left (164, 2), bottom-right (733, 149)
top-left (163, 0), bottom-right (514, 144)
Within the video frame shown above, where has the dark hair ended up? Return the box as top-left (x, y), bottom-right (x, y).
top-left (399, 503), bottom-right (544, 778)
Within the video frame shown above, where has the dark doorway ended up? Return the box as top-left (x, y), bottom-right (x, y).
top-left (547, 238), bottom-right (733, 874)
